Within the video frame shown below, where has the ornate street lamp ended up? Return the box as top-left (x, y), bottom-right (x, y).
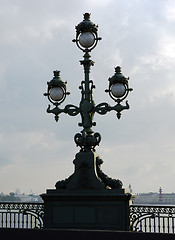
top-left (42, 12), bottom-right (134, 231)
top-left (44, 12), bottom-right (133, 190)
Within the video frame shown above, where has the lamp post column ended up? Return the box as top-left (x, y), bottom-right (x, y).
top-left (66, 50), bottom-right (104, 190)
top-left (81, 52), bottom-right (93, 102)
top-left (79, 51), bottom-right (95, 135)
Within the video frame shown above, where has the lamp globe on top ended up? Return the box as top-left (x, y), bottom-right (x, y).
top-left (73, 13), bottom-right (101, 51)
top-left (79, 32), bottom-right (95, 48)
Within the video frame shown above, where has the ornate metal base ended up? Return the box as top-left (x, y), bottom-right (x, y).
top-left (41, 151), bottom-right (134, 230)
top-left (55, 151), bottom-right (123, 190)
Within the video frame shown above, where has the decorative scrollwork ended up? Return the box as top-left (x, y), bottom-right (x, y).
top-left (0, 202), bottom-right (44, 229)
top-left (64, 104), bottom-right (80, 116)
top-left (130, 205), bottom-right (175, 233)
top-left (46, 104), bottom-right (63, 122)
top-left (0, 202), bottom-right (44, 212)
top-left (46, 104), bottom-right (80, 122)
top-left (112, 100), bottom-right (130, 119)
top-left (95, 101), bottom-right (130, 119)
top-left (55, 155), bottom-right (122, 190)
top-left (95, 102), bottom-right (110, 115)
top-left (74, 132), bottom-right (101, 151)
top-left (78, 79), bottom-right (96, 128)
top-left (96, 156), bottom-right (123, 189)
top-left (55, 174), bottom-right (74, 189)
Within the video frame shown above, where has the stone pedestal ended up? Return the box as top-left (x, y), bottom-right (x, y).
top-left (41, 188), bottom-right (134, 230)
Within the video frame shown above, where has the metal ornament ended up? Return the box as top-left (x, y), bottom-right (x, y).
top-left (44, 13), bottom-right (133, 190)
top-left (44, 13), bottom-right (133, 151)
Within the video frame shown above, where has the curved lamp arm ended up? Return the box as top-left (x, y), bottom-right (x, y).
top-left (46, 104), bottom-right (80, 122)
top-left (95, 100), bottom-right (130, 119)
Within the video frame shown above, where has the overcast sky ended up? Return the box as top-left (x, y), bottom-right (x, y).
top-left (0, 0), bottom-right (175, 195)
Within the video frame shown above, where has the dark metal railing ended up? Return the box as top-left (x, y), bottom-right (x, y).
top-left (1, 202), bottom-right (175, 232)
top-left (130, 204), bottom-right (175, 233)
top-left (0, 202), bottom-right (44, 229)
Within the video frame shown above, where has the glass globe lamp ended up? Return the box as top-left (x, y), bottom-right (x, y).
top-left (111, 83), bottom-right (126, 98)
top-left (79, 32), bottom-right (95, 48)
top-left (49, 87), bottom-right (64, 101)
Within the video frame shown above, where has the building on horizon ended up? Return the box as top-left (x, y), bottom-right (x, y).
top-left (134, 187), bottom-right (175, 204)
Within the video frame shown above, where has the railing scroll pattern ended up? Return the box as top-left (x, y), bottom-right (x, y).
top-left (130, 205), bottom-right (175, 233)
top-left (0, 202), bottom-right (44, 229)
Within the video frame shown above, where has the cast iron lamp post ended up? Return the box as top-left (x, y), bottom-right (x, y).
top-left (44, 13), bottom-right (132, 190)
top-left (42, 13), bottom-right (134, 231)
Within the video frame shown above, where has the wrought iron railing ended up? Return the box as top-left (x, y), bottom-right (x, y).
top-left (0, 202), bottom-right (44, 229)
top-left (1, 202), bottom-right (175, 232)
top-left (130, 204), bottom-right (175, 233)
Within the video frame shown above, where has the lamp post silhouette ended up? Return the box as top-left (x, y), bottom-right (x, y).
top-left (42, 13), bottom-right (134, 230)
top-left (44, 13), bottom-right (132, 190)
